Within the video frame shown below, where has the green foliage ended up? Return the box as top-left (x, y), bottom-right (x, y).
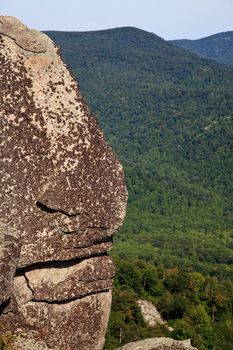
top-left (171, 31), bottom-right (233, 67)
top-left (213, 320), bottom-right (233, 350)
top-left (159, 292), bottom-right (188, 319)
top-left (104, 264), bottom-right (172, 350)
top-left (0, 335), bottom-right (15, 350)
top-left (185, 305), bottom-right (213, 350)
top-left (46, 27), bottom-right (233, 236)
top-left (104, 288), bottom-right (145, 348)
top-left (115, 258), bottom-right (162, 300)
top-left (105, 258), bottom-right (233, 350)
top-left (113, 230), bottom-right (233, 278)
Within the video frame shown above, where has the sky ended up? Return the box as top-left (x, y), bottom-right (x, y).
top-left (1, 0), bottom-right (233, 40)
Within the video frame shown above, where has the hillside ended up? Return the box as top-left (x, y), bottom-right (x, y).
top-left (46, 27), bottom-right (233, 238)
top-left (171, 31), bottom-right (233, 67)
top-left (45, 27), bottom-right (233, 349)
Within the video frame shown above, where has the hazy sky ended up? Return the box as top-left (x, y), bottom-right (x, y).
top-left (1, 0), bottom-right (233, 40)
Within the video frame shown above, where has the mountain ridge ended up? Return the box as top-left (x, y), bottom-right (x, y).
top-left (171, 30), bottom-right (233, 67)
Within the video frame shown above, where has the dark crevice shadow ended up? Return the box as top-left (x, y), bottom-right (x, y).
top-left (35, 201), bottom-right (99, 221)
top-left (36, 201), bottom-right (77, 217)
top-left (36, 201), bottom-right (58, 214)
top-left (15, 251), bottom-right (110, 275)
top-left (0, 298), bottom-right (11, 315)
top-left (31, 288), bottom-right (110, 305)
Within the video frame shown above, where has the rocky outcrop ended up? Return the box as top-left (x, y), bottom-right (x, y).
top-left (116, 338), bottom-right (198, 350)
top-left (0, 16), bottom-right (127, 349)
top-left (137, 299), bottom-right (174, 331)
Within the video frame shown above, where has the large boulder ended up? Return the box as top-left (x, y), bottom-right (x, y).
top-left (116, 337), bottom-right (198, 350)
top-left (137, 299), bottom-right (174, 331)
top-left (0, 16), bottom-right (127, 350)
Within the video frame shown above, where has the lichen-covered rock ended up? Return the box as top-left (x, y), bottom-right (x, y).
top-left (11, 335), bottom-right (56, 350)
top-left (137, 299), bottom-right (174, 331)
top-left (0, 16), bottom-right (127, 349)
top-left (0, 222), bottom-right (21, 306)
top-left (17, 256), bottom-right (115, 302)
top-left (10, 292), bottom-right (112, 350)
top-left (116, 337), bottom-right (198, 350)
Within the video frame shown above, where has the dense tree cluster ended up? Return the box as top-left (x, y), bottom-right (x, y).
top-left (104, 258), bottom-right (233, 350)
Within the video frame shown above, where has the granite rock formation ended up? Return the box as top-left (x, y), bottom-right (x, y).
top-left (0, 16), bottom-right (127, 349)
top-left (137, 299), bottom-right (173, 331)
top-left (116, 338), bottom-right (198, 350)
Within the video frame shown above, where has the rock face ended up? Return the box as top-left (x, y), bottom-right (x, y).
top-left (0, 16), bottom-right (127, 349)
top-left (137, 299), bottom-right (174, 331)
top-left (0, 223), bottom-right (21, 306)
top-left (116, 337), bottom-right (198, 350)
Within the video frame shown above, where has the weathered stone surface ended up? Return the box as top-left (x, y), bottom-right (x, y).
top-left (0, 16), bottom-right (127, 349)
top-left (0, 16), bottom-right (127, 267)
top-left (0, 222), bottom-right (21, 306)
top-left (0, 16), bottom-right (46, 53)
top-left (137, 299), bottom-right (174, 331)
top-left (116, 337), bottom-right (198, 350)
top-left (23, 256), bottom-right (115, 301)
top-left (12, 337), bottom-right (55, 350)
top-left (6, 292), bottom-right (112, 350)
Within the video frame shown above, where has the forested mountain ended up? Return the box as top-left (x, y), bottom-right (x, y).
top-left (45, 28), bottom-right (233, 349)
top-left (171, 31), bottom-right (233, 67)
top-left (46, 27), bottom-right (233, 237)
